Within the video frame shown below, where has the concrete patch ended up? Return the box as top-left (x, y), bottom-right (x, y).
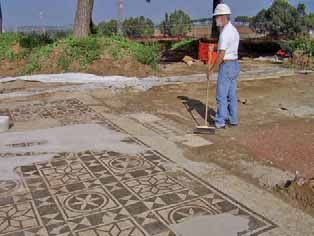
top-left (0, 124), bottom-right (147, 179)
top-left (0, 124), bottom-right (147, 155)
top-left (9, 119), bottom-right (61, 132)
top-left (172, 134), bottom-right (213, 147)
top-left (170, 214), bottom-right (249, 236)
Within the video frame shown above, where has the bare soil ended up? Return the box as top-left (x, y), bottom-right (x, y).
top-left (0, 60), bottom-right (27, 77)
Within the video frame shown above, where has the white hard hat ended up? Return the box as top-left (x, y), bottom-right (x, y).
top-left (213, 3), bottom-right (232, 17)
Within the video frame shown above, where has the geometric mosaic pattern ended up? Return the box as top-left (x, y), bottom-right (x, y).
top-left (0, 99), bottom-right (276, 236)
top-left (0, 180), bottom-right (21, 195)
top-left (139, 120), bottom-right (185, 138)
top-left (0, 99), bottom-right (109, 127)
top-left (0, 202), bottom-right (40, 234)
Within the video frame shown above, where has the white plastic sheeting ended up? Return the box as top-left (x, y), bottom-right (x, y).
top-left (2, 73), bottom-right (137, 84)
top-left (0, 73), bottom-right (209, 89)
top-left (0, 73), bottom-right (208, 99)
top-left (0, 67), bottom-right (295, 99)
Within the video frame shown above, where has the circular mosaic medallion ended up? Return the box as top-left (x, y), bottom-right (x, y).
top-left (65, 192), bottom-right (109, 212)
top-left (169, 204), bottom-right (217, 224)
top-left (0, 180), bottom-right (20, 194)
top-left (109, 156), bottom-right (144, 170)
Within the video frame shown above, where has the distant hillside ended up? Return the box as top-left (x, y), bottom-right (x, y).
top-left (6, 25), bottom-right (73, 32)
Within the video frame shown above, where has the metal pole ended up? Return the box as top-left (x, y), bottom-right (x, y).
top-left (39, 11), bottom-right (45, 34)
top-left (117, 0), bottom-right (123, 35)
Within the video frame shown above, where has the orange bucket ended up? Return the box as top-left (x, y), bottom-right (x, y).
top-left (198, 42), bottom-right (218, 64)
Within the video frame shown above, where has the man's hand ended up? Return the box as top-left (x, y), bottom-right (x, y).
top-left (207, 68), bottom-right (214, 80)
top-left (206, 50), bottom-right (225, 80)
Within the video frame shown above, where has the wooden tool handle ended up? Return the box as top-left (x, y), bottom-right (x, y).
top-left (205, 45), bottom-right (214, 126)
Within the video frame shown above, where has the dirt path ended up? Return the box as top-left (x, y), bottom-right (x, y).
top-left (87, 74), bottom-right (314, 178)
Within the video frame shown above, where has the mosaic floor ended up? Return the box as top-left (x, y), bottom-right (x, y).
top-left (0, 99), bottom-right (276, 236)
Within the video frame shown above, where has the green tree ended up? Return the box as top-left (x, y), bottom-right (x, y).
top-left (250, 0), bottom-right (305, 38)
top-left (147, 0), bottom-right (221, 38)
top-left (97, 20), bottom-right (118, 36)
top-left (122, 16), bottom-right (154, 37)
top-left (305, 13), bottom-right (314, 30)
top-left (74, 0), bottom-right (152, 38)
top-left (160, 10), bottom-right (191, 36)
top-left (297, 3), bottom-right (306, 17)
top-left (160, 13), bottom-right (170, 36)
top-left (250, 9), bottom-right (267, 35)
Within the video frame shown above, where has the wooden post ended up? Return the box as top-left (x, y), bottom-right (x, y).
top-left (205, 44), bottom-right (215, 126)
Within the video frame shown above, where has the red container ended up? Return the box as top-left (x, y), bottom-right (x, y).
top-left (199, 42), bottom-right (218, 64)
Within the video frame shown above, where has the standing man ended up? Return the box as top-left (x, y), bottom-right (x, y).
top-left (208, 3), bottom-right (240, 129)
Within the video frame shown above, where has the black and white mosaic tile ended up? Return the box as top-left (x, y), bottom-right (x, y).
top-left (0, 99), bottom-right (276, 236)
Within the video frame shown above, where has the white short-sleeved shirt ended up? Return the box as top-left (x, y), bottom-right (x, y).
top-left (218, 22), bottom-right (240, 60)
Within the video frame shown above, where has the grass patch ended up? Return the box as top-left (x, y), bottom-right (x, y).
top-left (1, 33), bottom-right (162, 74)
top-left (22, 44), bottom-right (54, 74)
top-left (56, 37), bottom-right (101, 70)
top-left (0, 33), bottom-right (21, 60)
top-left (131, 42), bottom-right (160, 68)
top-left (99, 36), bottom-right (160, 68)
top-left (19, 33), bottom-right (53, 49)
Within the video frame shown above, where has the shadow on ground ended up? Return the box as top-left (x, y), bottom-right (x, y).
top-left (177, 96), bottom-right (216, 126)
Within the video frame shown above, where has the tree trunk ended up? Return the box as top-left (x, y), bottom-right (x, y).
top-left (0, 0), bottom-right (3, 34)
top-left (211, 0), bottom-right (221, 39)
top-left (73, 0), bottom-right (94, 38)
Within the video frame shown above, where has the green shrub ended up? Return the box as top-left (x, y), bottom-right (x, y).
top-left (56, 36), bottom-right (101, 69)
top-left (23, 61), bottom-right (41, 75)
top-left (131, 43), bottom-right (160, 67)
top-left (100, 36), bottom-right (160, 67)
top-left (22, 44), bottom-right (54, 74)
top-left (0, 33), bottom-right (21, 60)
top-left (281, 38), bottom-right (314, 56)
top-left (122, 17), bottom-right (155, 37)
top-left (1, 33), bottom-right (161, 74)
top-left (46, 31), bottom-right (72, 41)
top-left (97, 20), bottom-right (118, 36)
top-left (19, 33), bottom-right (53, 49)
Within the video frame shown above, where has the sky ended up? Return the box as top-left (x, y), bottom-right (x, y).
top-left (1, 0), bottom-right (313, 28)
